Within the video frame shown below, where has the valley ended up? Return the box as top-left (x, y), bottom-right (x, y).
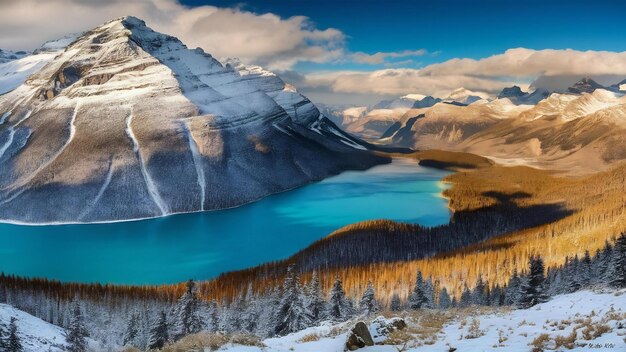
top-left (0, 8), bottom-right (625, 352)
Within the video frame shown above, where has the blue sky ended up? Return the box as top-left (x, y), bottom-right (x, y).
top-left (181, 0), bottom-right (626, 73)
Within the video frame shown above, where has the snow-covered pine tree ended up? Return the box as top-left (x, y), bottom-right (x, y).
top-left (390, 293), bottom-right (402, 311)
top-left (565, 255), bottom-right (582, 293)
top-left (517, 256), bottom-right (548, 309)
top-left (306, 272), bottom-right (327, 323)
top-left (173, 280), bottom-right (203, 340)
top-left (608, 232), bottom-right (626, 288)
top-left (598, 240), bottom-right (614, 284)
top-left (275, 265), bottom-right (312, 336)
top-left (65, 301), bottom-right (89, 352)
top-left (489, 284), bottom-right (503, 306)
top-left (257, 287), bottom-right (281, 337)
top-left (471, 275), bottom-right (487, 306)
top-left (358, 282), bottom-right (379, 316)
top-left (580, 250), bottom-right (592, 287)
top-left (0, 317), bottom-right (7, 350)
top-left (438, 288), bottom-right (451, 309)
top-left (242, 283), bottom-right (260, 333)
top-left (423, 276), bottom-right (435, 308)
top-left (504, 269), bottom-right (521, 306)
top-left (6, 317), bottom-right (22, 352)
top-left (147, 311), bottom-right (169, 350)
top-left (328, 276), bottom-right (352, 321)
top-left (459, 284), bottom-right (472, 307)
top-left (408, 272), bottom-right (428, 310)
top-left (123, 310), bottom-right (140, 347)
top-left (206, 300), bottom-right (219, 332)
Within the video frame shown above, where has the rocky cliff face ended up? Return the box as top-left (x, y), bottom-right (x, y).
top-left (0, 17), bottom-right (385, 223)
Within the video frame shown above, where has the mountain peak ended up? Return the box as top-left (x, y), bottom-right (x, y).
top-left (498, 86), bottom-right (525, 99)
top-left (567, 77), bottom-right (604, 94)
top-left (0, 16), bottom-right (380, 223)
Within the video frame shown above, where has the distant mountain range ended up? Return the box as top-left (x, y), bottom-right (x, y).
top-left (383, 84), bottom-right (626, 174)
top-left (0, 17), bottom-right (385, 223)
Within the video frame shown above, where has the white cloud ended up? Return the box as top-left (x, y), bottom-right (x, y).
top-left (350, 49), bottom-right (428, 64)
top-left (420, 48), bottom-right (626, 77)
top-left (0, 0), bottom-right (345, 70)
top-left (293, 48), bottom-right (626, 102)
top-left (300, 69), bottom-right (520, 98)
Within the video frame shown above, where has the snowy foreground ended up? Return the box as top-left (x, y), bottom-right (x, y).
top-left (221, 290), bottom-right (625, 352)
top-left (1, 290), bottom-right (624, 351)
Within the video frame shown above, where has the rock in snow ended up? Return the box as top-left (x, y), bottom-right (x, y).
top-left (345, 321), bottom-right (374, 350)
top-left (0, 16), bottom-right (385, 224)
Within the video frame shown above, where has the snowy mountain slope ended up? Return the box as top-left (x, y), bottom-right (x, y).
top-left (0, 16), bottom-right (384, 223)
top-left (0, 303), bottom-right (67, 352)
top-left (0, 34), bottom-right (82, 95)
top-left (220, 290), bottom-right (626, 352)
top-left (0, 52), bottom-right (59, 95)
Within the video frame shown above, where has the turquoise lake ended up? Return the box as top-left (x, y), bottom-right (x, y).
top-left (0, 158), bottom-right (451, 285)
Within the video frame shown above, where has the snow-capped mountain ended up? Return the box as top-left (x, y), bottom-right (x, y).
top-left (381, 85), bottom-right (626, 174)
top-left (567, 77), bottom-right (606, 94)
top-left (443, 87), bottom-right (490, 105)
top-left (497, 85), bottom-right (550, 105)
top-left (0, 16), bottom-right (384, 223)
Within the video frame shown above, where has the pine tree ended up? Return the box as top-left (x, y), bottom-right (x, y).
top-left (518, 256), bottom-right (548, 309)
top-left (390, 293), bottom-right (402, 312)
top-left (471, 275), bottom-right (487, 306)
top-left (275, 266), bottom-right (312, 336)
top-left (174, 280), bottom-right (203, 340)
top-left (358, 282), bottom-right (379, 316)
top-left (148, 311), bottom-right (169, 350)
top-left (306, 272), bottom-right (327, 323)
top-left (580, 250), bottom-right (592, 287)
top-left (597, 241), bottom-right (614, 283)
top-left (258, 287), bottom-right (281, 337)
top-left (206, 300), bottom-right (219, 332)
top-left (65, 301), bottom-right (89, 352)
top-left (565, 255), bottom-right (582, 293)
top-left (459, 284), bottom-right (472, 307)
top-left (438, 288), bottom-right (451, 309)
top-left (608, 233), bottom-right (626, 288)
top-left (328, 276), bottom-right (352, 321)
top-left (504, 269), bottom-right (521, 306)
top-left (241, 283), bottom-right (260, 333)
top-left (490, 284), bottom-right (503, 307)
top-left (123, 310), bottom-right (140, 347)
top-left (408, 272), bottom-right (428, 310)
top-left (0, 317), bottom-right (7, 350)
top-left (5, 317), bottom-right (22, 352)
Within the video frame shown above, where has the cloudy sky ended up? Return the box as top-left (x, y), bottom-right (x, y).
top-left (1, 0), bottom-right (625, 105)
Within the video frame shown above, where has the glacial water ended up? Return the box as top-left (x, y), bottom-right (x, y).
top-left (0, 158), bottom-right (451, 285)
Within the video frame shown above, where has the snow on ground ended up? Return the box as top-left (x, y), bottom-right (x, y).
top-left (0, 303), bottom-right (67, 352)
top-left (220, 290), bottom-right (626, 352)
